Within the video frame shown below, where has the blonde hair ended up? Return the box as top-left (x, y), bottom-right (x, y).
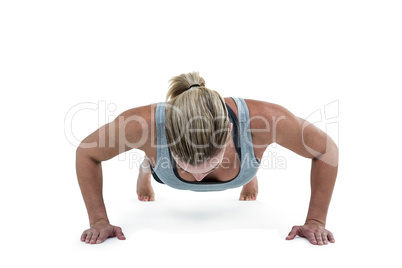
top-left (165, 71), bottom-right (230, 166)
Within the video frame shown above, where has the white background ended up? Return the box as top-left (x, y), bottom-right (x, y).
top-left (1, 0), bottom-right (401, 267)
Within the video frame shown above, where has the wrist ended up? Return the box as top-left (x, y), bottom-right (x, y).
top-left (305, 218), bottom-right (326, 227)
top-left (90, 217), bottom-right (110, 227)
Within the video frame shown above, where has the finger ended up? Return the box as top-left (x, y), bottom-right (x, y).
top-left (90, 231), bottom-right (100, 244)
top-left (81, 231), bottom-right (88, 242)
top-left (306, 232), bottom-right (317, 245)
top-left (286, 226), bottom-right (299, 240)
top-left (315, 233), bottom-right (324, 246)
top-left (327, 232), bottom-right (335, 243)
top-left (85, 233), bottom-right (92, 244)
top-left (115, 227), bottom-right (126, 240)
top-left (322, 233), bottom-right (328, 245)
top-left (96, 231), bottom-right (108, 244)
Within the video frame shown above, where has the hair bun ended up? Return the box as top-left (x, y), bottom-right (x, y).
top-left (188, 84), bottom-right (201, 89)
top-left (166, 72), bottom-right (205, 101)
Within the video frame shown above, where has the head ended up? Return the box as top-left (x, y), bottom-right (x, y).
top-left (165, 71), bottom-right (233, 181)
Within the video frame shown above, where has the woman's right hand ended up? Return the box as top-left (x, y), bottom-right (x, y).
top-left (81, 220), bottom-right (126, 244)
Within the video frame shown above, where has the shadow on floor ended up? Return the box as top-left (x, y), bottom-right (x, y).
top-left (118, 197), bottom-right (293, 238)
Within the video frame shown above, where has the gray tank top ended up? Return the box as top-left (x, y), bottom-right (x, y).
top-left (149, 97), bottom-right (261, 192)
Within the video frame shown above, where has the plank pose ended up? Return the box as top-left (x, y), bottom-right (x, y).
top-left (76, 71), bottom-right (338, 246)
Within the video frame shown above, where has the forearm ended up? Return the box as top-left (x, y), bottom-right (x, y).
top-left (305, 142), bottom-right (338, 226)
top-left (76, 149), bottom-right (110, 226)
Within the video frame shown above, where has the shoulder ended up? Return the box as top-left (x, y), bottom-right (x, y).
top-left (242, 98), bottom-right (291, 127)
top-left (243, 98), bottom-right (288, 118)
top-left (115, 103), bottom-right (158, 152)
top-left (242, 98), bottom-right (293, 146)
top-left (118, 103), bottom-right (156, 120)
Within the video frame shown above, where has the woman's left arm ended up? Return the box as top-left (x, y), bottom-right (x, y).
top-left (262, 103), bottom-right (339, 245)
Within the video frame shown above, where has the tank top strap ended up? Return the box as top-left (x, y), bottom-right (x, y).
top-left (155, 102), bottom-right (169, 158)
top-left (156, 102), bottom-right (167, 144)
top-left (155, 102), bottom-right (166, 125)
top-left (230, 97), bottom-right (258, 163)
top-left (231, 97), bottom-right (247, 123)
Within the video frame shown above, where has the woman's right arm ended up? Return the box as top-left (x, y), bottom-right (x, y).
top-left (75, 105), bottom-right (151, 244)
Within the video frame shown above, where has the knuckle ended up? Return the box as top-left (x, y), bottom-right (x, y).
top-left (97, 235), bottom-right (105, 240)
top-left (100, 228), bottom-right (109, 234)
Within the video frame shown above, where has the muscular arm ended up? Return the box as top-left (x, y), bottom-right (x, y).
top-left (257, 101), bottom-right (338, 245)
top-left (272, 105), bottom-right (339, 226)
top-left (306, 147), bottom-right (338, 226)
top-left (75, 149), bottom-right (109, 226)
top-left (76, 104), bottom-right (151, 243)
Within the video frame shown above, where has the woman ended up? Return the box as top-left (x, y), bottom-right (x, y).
top-left (76, 71), bottom-right (338, 246)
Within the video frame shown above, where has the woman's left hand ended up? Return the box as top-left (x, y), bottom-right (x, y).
top-left (286, 221), bottom-right (335, 245)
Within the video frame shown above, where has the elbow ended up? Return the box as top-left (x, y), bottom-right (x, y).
top-left (76, 145), bottom-right (87, 162)
top-left (76, 142), bottom-right (85, 157)
top-left (329, 138), bottom-right (339, 167)
top-left (76, 147), bottom-right (101, 164)
top-left (76, 144), bottom-right (82, 157)
top-left (314, 137), bottom-right (338, 168)
top-left (75, 142), bottom-right (97, 162)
